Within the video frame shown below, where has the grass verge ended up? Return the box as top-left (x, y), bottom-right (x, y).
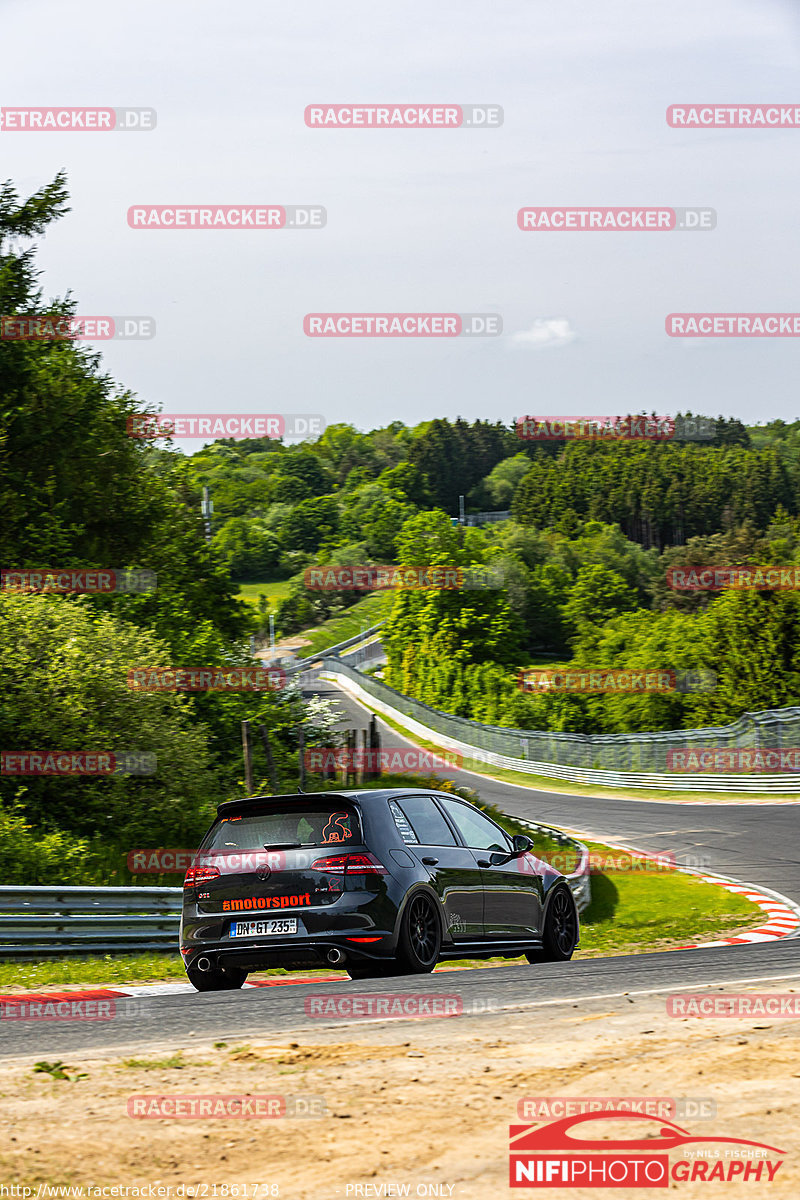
top-left (236, 579), bottom-right (293, 609)
top-left (301, 593), bottom-right (388, 655)
top-left (0, 953), bottom-right (188, 991)
top-left (576, 839), bottom-right (760, 956)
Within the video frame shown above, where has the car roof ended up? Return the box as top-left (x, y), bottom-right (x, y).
top-left (216, 787), bottom-right (460, 817)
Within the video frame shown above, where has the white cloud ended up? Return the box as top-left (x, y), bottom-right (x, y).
top-left (509, 318), bottom-right (578, 350)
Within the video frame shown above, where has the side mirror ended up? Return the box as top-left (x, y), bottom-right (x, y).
top-left (489, 834), bottom-right (533, 866)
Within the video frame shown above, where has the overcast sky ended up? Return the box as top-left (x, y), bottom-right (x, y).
top-left (3, 0), bottom-right (800, 445)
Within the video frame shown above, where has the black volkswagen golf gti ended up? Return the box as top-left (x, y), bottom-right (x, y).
top-left (180, 788), bottom-right (579, 991)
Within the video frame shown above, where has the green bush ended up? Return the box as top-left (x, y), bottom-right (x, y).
top-left (0, 804), bottom-right (95, 884)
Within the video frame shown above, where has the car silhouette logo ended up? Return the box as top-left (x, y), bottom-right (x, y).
top-left (509, 1110), bottom-right (785, 1155)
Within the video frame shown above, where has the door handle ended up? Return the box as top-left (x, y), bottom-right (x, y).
top-left (421, 856), bottom-right (439, 866)
top-left (477, 859), bottom-right (492, 868)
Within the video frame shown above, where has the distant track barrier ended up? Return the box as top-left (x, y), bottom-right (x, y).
top-left (288, 622), bottom-right (385, 674)
top-left (321, 658), bottom-right (800, 793)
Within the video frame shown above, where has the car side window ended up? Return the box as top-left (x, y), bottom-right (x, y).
top-left (393, 795), bottom-right (457, 846)
top-left (388, 800), bottom-right (419, 844)
top-left (438, 798), bottom-right (510, 852)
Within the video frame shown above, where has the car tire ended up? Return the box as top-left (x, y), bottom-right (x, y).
top-left (395, 892), bottom-right (441, 974)
top-left (186, 962), bottom-right (248, 992)
top-left (526, 885), bottom-right (578, 963)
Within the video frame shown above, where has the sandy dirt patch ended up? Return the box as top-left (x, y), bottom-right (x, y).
top-left (1, 986), bottom-right (799, 1198)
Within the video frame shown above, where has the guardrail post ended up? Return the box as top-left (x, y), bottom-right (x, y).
top-left (298, 726), bottom-right (306, 791)
top-left (258, 724), bottom-right (278, 794)
top-left (359, 728), bottom-right (368, 784)
top-left (241, 720), bottom-right (254, 794)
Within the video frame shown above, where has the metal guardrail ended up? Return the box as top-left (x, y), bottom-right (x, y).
top-left (289, 622), bottom-right (385, 673)
top-left (0, 886), bottom-right (182, 957)
top-left (464, 510), bottom-right (511, 526)
top-left (322, 659), bottom-right (800, 792)
top-left (339, 640), bottom-right (387, 670)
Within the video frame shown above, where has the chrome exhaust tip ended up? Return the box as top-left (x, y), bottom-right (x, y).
top-left (326, 947), bottom-right (346, 965)
top-left (196, 956), bottom-right (213, 973)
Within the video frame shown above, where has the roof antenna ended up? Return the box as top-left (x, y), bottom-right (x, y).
top-left (297, 787), bottom-right (305, 794)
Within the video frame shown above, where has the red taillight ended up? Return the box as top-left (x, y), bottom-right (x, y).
top-left (310, 854), bottom-right (348, 874)
top-left (310, 853), bottom-right (388, 876)
top-left (184, 865), bottom-right (221, 888)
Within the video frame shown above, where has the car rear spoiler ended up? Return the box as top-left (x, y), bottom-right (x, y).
top-left (216, 792), bottom-right (355, 817)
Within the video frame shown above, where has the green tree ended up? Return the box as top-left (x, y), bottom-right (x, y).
top-left (212, 518), bottom-right (280, 579)
top-left (0, 593), bottom-right (215, 844)
top-left (562, 564), bottom-right (636, 640)
top-left (408, 418), bottom-right (517, 513)
top-left (692, 590), bottom-right (800, 723)
top-left (470, 452), bottom-right (531, 510)
top-left (340, 483), bottom-right (415, 559)
top-left (280, 496), bottom-right (340, 553)
top-left (512, 441), bottom-right (795, 549)
top-left (0, 174), bottom-right (248, 659)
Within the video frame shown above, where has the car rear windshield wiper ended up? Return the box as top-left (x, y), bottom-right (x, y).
top-left (263, 841), bottom-right (302, 850)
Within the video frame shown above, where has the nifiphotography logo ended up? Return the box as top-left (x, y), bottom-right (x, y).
top-left (508, 1110), bottom-right (785, 1187)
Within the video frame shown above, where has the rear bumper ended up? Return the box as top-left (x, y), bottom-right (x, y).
top-left (182, 934), bottom-right (396, 972)
top-left (181, 884), bottom-right (405, 972)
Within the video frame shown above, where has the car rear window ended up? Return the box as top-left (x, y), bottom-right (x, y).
top-left (202, 803), bottom-right (363, 850)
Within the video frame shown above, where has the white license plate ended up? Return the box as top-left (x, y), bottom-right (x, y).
top-left (230, 918), bottom-right (298, 937)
